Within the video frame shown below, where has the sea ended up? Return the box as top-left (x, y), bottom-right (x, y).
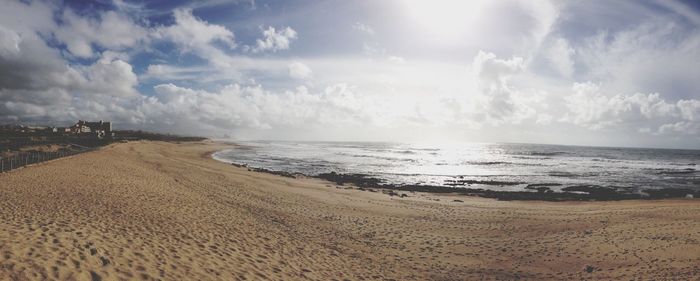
top-left (212, 141), bottom-right (700, 194)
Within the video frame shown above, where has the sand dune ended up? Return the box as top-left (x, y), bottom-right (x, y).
top-left (0, 141), bottom-right (699, 280)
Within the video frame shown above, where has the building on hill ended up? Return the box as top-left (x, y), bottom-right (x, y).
top-left (70, 120), bottom-right (112, 138)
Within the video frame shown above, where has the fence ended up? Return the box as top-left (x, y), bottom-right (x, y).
top-left (0, 147), bottom-right (97, 173)
top-left (0, 136), bottom-right (111, 152)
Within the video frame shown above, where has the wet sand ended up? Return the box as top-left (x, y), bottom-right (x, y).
top-left (0, 141), bottom-right (699, 280)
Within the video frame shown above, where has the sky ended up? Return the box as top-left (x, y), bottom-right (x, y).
top-left (1, 0), bottom-right (700, 148)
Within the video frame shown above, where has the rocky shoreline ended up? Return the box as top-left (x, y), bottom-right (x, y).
top-left (232, 163), bottom-right (698, 201)
top-left (316, 172), bottom-right (700, 201)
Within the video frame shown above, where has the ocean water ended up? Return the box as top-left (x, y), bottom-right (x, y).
top-left (212, 141), bottom-right (700, 193)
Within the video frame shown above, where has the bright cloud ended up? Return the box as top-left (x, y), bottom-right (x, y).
top-left (55, 10), bottom-right (149, 58)
top-left (288, 62), bottom-right (312, 79)
top-left (155, 8), bottom-right (236, 51)
top-left (562, 82), bottom-right (700, 135)
top-left (352, 22), bottom-right (375, 35)
top-left (248, 26), bottom-right (297, 53)
top-left (472, 51), bottom-right (533, 124)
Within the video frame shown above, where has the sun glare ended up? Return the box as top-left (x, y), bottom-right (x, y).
top-left (401, 0), bottom-right (487, 41)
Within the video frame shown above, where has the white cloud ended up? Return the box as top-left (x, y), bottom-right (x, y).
top-left (677, 99), bottom-right (700, 121)
top-left (563, 82), bottom-right (666, 130)
top-left (472, 51), bottom-right (532, 124)
top-left (0, 2), bottom-right (140, 124)
top-left (288, 62), bottom-right (312, 79)
top-left (154, 8), bottom-right (236, 65)
top-left (658, 121), bottom-right (700, 135)
top-left (536, 113), bottom-right (553, 125)
top-left (352, 22), bottom-right (375, 35)
top-left (144, 64), bottom-right (216, 82)
top-left (574, 18), bottom-right (700, 100)
top-left (248, 26), bottom-right (297, 53)
top-left (561, 81), bottom-right (700, 135)
top-left (388, 56), bottom-right (405, 64)
top-left (147, 83), bottom-right (380, 132)
top-left (54, 10), bottom-right (148, 58)
top-left (156, 8), bottom-right (235, 49)
top-left (542, 37), bottom-right (575, 77)
top-left (0, 26), bottom-right (21, 57)
top-left (0, 26), bottom-right (80, 93)
top-left (362, 42), bottom-right (384, 56)
top-left (0, 0), bottom-right (56, 36)
top-left (78, 54), bottom-right (139, 97)
top-left (523, 0), bottom-right (559, 54)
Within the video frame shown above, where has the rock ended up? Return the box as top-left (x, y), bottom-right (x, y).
top-left (644, 188), bottom-right (697, 199)
top-left (444, 179), bottom-right (523, 186)
top-left (248, 167), bottom-right (296, 178)
top-left (308, 172), bottom-right (695, 202)
top-left (525, 183), bottom-right (561, 193)
top-left (561, 185), bottom-right (618, 196)
top-left (317, 172), bottom-right (383, 187)
top-left (453, 199), bottom-right (464, 202)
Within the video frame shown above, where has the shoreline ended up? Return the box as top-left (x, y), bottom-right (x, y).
top-left (1, 140), bottom-right (699, 280)
top-left (212, 146), bottom-right (699, 202)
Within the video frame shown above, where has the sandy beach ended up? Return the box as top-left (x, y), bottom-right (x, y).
top-left (0, 141), bottom-right (699, 280)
